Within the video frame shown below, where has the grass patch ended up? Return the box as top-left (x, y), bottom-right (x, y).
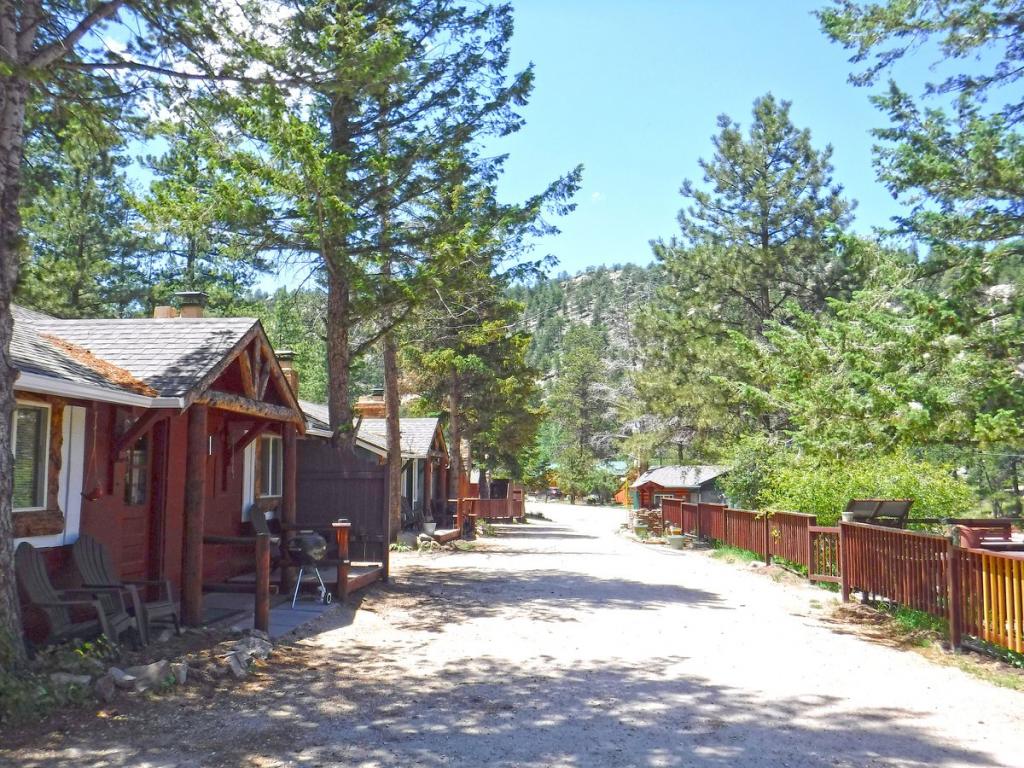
top-left (710, 543), bottom-right (762, 564)
top-left (452, 541), bottom-right (476, 552)
top-left (476, 521), bottom-right (496, 537)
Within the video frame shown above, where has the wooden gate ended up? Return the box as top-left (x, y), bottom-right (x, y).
top-left (296, 440), bottom-right (389, 563)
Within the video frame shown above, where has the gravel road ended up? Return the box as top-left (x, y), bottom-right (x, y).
top-left (5, 501), bottom-right (1024, 767)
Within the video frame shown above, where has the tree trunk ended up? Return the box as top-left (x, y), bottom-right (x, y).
top-left (0, 72), bottom-right (31, 665)
top-left (448, 373), bottom-right (462, 498)
top-left (479, 467), bottom-right (490, 499)
top-left (326, 261), bottom-right (356, 453)
top-left (383, 330), bottom-right (402, 539)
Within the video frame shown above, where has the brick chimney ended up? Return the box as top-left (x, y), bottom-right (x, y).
top-left (175, 291), bottom-right (208, 318)
top-left (354, 387), bottom-right (386, 418)
top-left (276, 350), bottom-right (298, 395)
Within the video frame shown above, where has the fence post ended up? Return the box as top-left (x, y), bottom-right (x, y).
top-left (946, 539), bottom-right (962, 651)
top-left (254, 533), bottom-right (270, 634)
top-left (839, 523), bottom-right (850, 603)
top-left (763, 512), bottom-right (772, 565)
top-left (806, 523), bottom-right (814, 581)
top-left (696, 502), bottom-right (704, 542)
top-left (333, 520), bottom-right (351, 602)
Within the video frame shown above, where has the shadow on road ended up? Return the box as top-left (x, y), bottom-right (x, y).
top-left (7, 650), bottom-right (996, 768)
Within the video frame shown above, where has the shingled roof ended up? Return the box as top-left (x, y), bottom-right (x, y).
top-left (13, 305), bottom-right (260, 403)
top-left (299, 400), bottom-right (443, 460)
top-left (630, 465), bottom-right (729, 489)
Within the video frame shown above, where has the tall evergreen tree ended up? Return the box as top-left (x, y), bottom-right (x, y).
top-left (640, 95), bottom-right (861, 453)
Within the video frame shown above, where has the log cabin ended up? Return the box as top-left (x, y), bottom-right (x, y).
top-left (629, 465), bottom-right (729, 509)
top-left (11, 296), bottom-right (305, 644)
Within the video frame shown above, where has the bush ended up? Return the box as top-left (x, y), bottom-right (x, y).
top-left (762, 451), bottom-right (976, 525)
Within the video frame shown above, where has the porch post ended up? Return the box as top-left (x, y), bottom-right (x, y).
top-left (423, 458), bottom-right (433, 519)
top-left (281, 424), bottom-right (298, 591)
top-left (183, 403), bottom-right (208, 626)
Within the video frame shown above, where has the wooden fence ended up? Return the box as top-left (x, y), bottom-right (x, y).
top-left (656, 498), bottom-right (1024, 655)
top-left (457, 496), bottom-right (526, 526)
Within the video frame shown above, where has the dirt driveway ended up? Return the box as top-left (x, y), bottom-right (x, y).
top-left (5, 502), bottom-right (1024, 767)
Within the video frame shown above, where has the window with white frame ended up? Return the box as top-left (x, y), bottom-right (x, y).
top-left (258, 435), bottom-right (283, 498)
top-left (13, 403), bottom-right (50, 511)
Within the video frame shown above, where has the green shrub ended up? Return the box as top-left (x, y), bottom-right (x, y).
top-left (762, 451), bottom-right (976, 525)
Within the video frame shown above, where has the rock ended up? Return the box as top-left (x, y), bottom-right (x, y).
top-left (154, 628), bottom-right (174, 643)
top-left (232, 636), bottom-right (273, 664)
top-left (108, 667), bottom-right (138, 690)
top-left (170, 662), bottom-right (188, 685)
top-left (124, 660), bottom-right (171, 692)
top-left (50, 672), bottom-right (92, 687)
top-left (248, 629), bottom-right (270, 642)
top-left (94, 674), bottom-right (116, 703)
top-left (224, 652), bottom-right (248, 679)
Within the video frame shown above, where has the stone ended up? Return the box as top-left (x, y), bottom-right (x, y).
top-left (170, 662), bottom-right (188, 685)
top-left (248, 629), bottom-right (270, 642)
top-left (225, 652), bottom-right (248, 679)
top-left (50, 672), bottom-right (92, 687)
top-left (417, 533), bottom-right (434, 544)
top-left (397, 531), bottom-right (419, 547)
top-left (94, 674), bottom-right (116, 703)
top-left (124, 660), bottom-right (171, 692)
top-left (232, 636), bottom-right (273, 664)
top-left (154, 628), bottom-right (174, 643)
top-left (108, 667), bottom-right (138, 690)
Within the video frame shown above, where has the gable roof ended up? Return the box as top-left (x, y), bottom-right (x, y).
top-left (298, 401), bottom-right (443, 460)
top-left (12, 305), bottom-right (298, 417)
top-left (630, 465), bottom-right (729, 489)
top-left (357, 417), bottom-right (442, 459)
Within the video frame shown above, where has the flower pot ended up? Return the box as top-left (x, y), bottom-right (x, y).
top-left (423, 522), bottom-right (437, 535)
top-left (667, 534), bottom-right (686, 550)
top-left (634, 523), bottom-right (649, 536)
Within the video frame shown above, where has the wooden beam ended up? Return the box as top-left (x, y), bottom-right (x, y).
top-left (222, 421), bottom-right (274, 492)
top-left (112, 409), bottom-right (169, 460)
top-left (280, 424), bottom-right (298, 592)
top-left (251, 342), bottom-right (263, 397)
top-left (183, 404), bottom-right (208, 626)
top-left (197, 390), bottom-right (302, 425)
top-left (237, 345), bottom-right (256, 399)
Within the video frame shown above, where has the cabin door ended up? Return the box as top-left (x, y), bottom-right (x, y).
top-left (118, 423), bottom-right (156, 581)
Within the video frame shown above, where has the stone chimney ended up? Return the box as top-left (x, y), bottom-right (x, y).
top-left (276, 350), bottom-right (298, 395)
top-left (354, 387), bottom-right (386, 418)
top-left (153, 305), bottom-right (176, 319)
top-left (175, 291), bottom-right (208, 319)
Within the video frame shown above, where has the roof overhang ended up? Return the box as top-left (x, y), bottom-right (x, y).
top-left (16, 372), bottom-right (184, 409)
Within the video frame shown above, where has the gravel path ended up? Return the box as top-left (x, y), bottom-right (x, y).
top-left (5, 502), bottom-right (1024, 767)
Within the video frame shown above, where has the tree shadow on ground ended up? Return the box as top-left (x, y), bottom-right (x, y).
top-left (4, 651), bottom-right (1000, 768)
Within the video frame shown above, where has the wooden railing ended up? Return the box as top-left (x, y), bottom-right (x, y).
top-left (655, 497), bottom-right (1024, 656)
top-left (457, 496), bottom-right (526, 528)
top-left (955, 547), bottom-right (1024, 653)
top-left (808, 526), bottom-right (841, 583)
top-left (839, 522), bottom-right (950, 618)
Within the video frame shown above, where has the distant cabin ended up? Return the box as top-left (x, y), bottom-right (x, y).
top-left (630, 465), bottom-right (729, 509)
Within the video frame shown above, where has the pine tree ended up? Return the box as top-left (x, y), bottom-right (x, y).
top-left (640, 94), bottom-right (860, 453)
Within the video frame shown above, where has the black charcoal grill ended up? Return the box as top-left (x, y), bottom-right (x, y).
top-left (287, 531), bottom-right (333, 608)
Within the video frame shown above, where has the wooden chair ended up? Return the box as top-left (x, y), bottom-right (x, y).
top-left (72, 534), bottom-right (180, 646)
top-left (15, 542), bottom-right (138, 649)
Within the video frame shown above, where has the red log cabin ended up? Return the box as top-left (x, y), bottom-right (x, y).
top-left (11, 296), bottom-right (305, 645)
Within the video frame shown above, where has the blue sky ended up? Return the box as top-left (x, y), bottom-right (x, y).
top-left (489, 0), bottom-right (915, 276)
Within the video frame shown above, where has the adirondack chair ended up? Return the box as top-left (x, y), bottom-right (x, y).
top-left (72, 534), bottom-right (180, 645)
top-left (15, 542), bottom-right (138, 649)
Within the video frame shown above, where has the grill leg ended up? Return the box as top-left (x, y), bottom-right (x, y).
top-left (291, 567), bottom-right (305, 609)
top-left (313, 568), bottom-right (330, 603)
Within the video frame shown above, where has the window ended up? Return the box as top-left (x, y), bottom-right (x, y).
top-left (13, 404), bottom-right (49, 511)
top-left (259, 435), bottom-right (283, 498)
top-left (123, 436), bottom-right (149, 506)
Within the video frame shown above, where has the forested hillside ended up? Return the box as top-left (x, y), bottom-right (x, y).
top-left (510, 263), bottom-right (658, 377)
